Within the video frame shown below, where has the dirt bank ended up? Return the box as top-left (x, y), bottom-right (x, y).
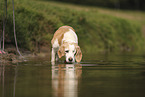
top-left (0, 44), bottom-right (51, 64)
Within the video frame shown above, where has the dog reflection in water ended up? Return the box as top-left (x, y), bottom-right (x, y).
top-left (52, 64), bottom-right (82, 97)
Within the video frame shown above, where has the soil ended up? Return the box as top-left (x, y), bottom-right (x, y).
top-left (0, 44), bottom-right (51, 64)
top-left (0, 47), bottom-right (24, 64)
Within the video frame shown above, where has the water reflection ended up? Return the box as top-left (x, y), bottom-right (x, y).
top-left (13, 63), bottom-right (18, 97)
top-left (52, 64), bottom-right (82, 97)
top-left (0, 61), bottom-right (18, 97)
top-left (0, 63), bottom-right (5, 97)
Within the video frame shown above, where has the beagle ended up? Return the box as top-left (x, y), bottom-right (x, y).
top-left (51, 26), bottom-right (82, 63)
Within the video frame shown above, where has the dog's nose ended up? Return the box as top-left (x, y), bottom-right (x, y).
top-left (68, 57), bottom-right (73, 62)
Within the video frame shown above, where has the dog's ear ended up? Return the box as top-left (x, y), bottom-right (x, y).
top-left (58, 45), bottom-right (65, 58)
top-left (75, 46), bottom-right (82, 63)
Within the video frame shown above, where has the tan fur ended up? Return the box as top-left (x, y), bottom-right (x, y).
top-left (58, 43), bottom-right (68, 58)
top-left (51, 26), bottom-right (75, 46)
top-left (75, 46), bottom-right (82, 62)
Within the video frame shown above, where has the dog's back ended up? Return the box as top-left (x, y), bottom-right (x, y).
top-left (51, 26), bottom-right (76, 46)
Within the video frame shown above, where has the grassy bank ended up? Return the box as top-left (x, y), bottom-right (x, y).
top-left (0, 0), bottom-right (145, 54)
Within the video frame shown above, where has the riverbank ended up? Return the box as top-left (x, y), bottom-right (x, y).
top-left (0, 44), bottom-right (51, 64)
top-left (0, 45), bottom-right (24, 63)
top-left (0, 0), bottom-right (145, 56)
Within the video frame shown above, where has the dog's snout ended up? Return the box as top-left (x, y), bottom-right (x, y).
top-left (68, 57), bottom-right (73, 62)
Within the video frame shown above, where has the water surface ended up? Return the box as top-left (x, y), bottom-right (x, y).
top-left (1, 54), bottom-right (145, 97)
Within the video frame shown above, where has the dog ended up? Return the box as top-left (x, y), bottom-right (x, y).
top-left (51, 26), bottom-right (82, 63)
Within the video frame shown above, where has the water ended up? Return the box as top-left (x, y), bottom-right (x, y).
top-left (1, 53), bottom-right (145, 97)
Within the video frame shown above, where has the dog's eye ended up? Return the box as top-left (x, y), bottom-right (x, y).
top-left (65, 50), bottom-right (69, 53)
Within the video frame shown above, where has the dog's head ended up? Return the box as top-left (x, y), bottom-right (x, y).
top-left (58, 43), bottom-right (82, 63)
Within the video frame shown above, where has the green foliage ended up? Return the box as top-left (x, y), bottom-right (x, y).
top-left (81, 13), bottom-right (145, 53)
top-left (0, 0), bottom-right (145, 53)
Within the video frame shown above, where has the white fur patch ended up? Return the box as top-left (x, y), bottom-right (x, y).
top-left (69, 45), bottom-right (75, 51)
top-left (65, 44), bottom-right (76, 63)
top-left (62, 29), bottom-right (78, 44)
top-left (53, 39), bottom-right (59, 48)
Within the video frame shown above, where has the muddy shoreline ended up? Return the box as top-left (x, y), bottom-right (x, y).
top-left (0, 47), bottom-right (27, 64)
top-left (0, 45), bottom-right (51, 64)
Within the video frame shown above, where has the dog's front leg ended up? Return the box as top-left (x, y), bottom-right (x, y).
top-left (51, 48), bottom-right (56, 64)
top-left (55, 53), bottom-right (59, 62)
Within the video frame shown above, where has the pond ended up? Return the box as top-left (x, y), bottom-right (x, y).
top-left (0, 53), bottom-right (145, 97)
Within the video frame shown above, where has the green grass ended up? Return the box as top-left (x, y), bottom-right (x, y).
top-left (0, 0), bottom-right (145, 54)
